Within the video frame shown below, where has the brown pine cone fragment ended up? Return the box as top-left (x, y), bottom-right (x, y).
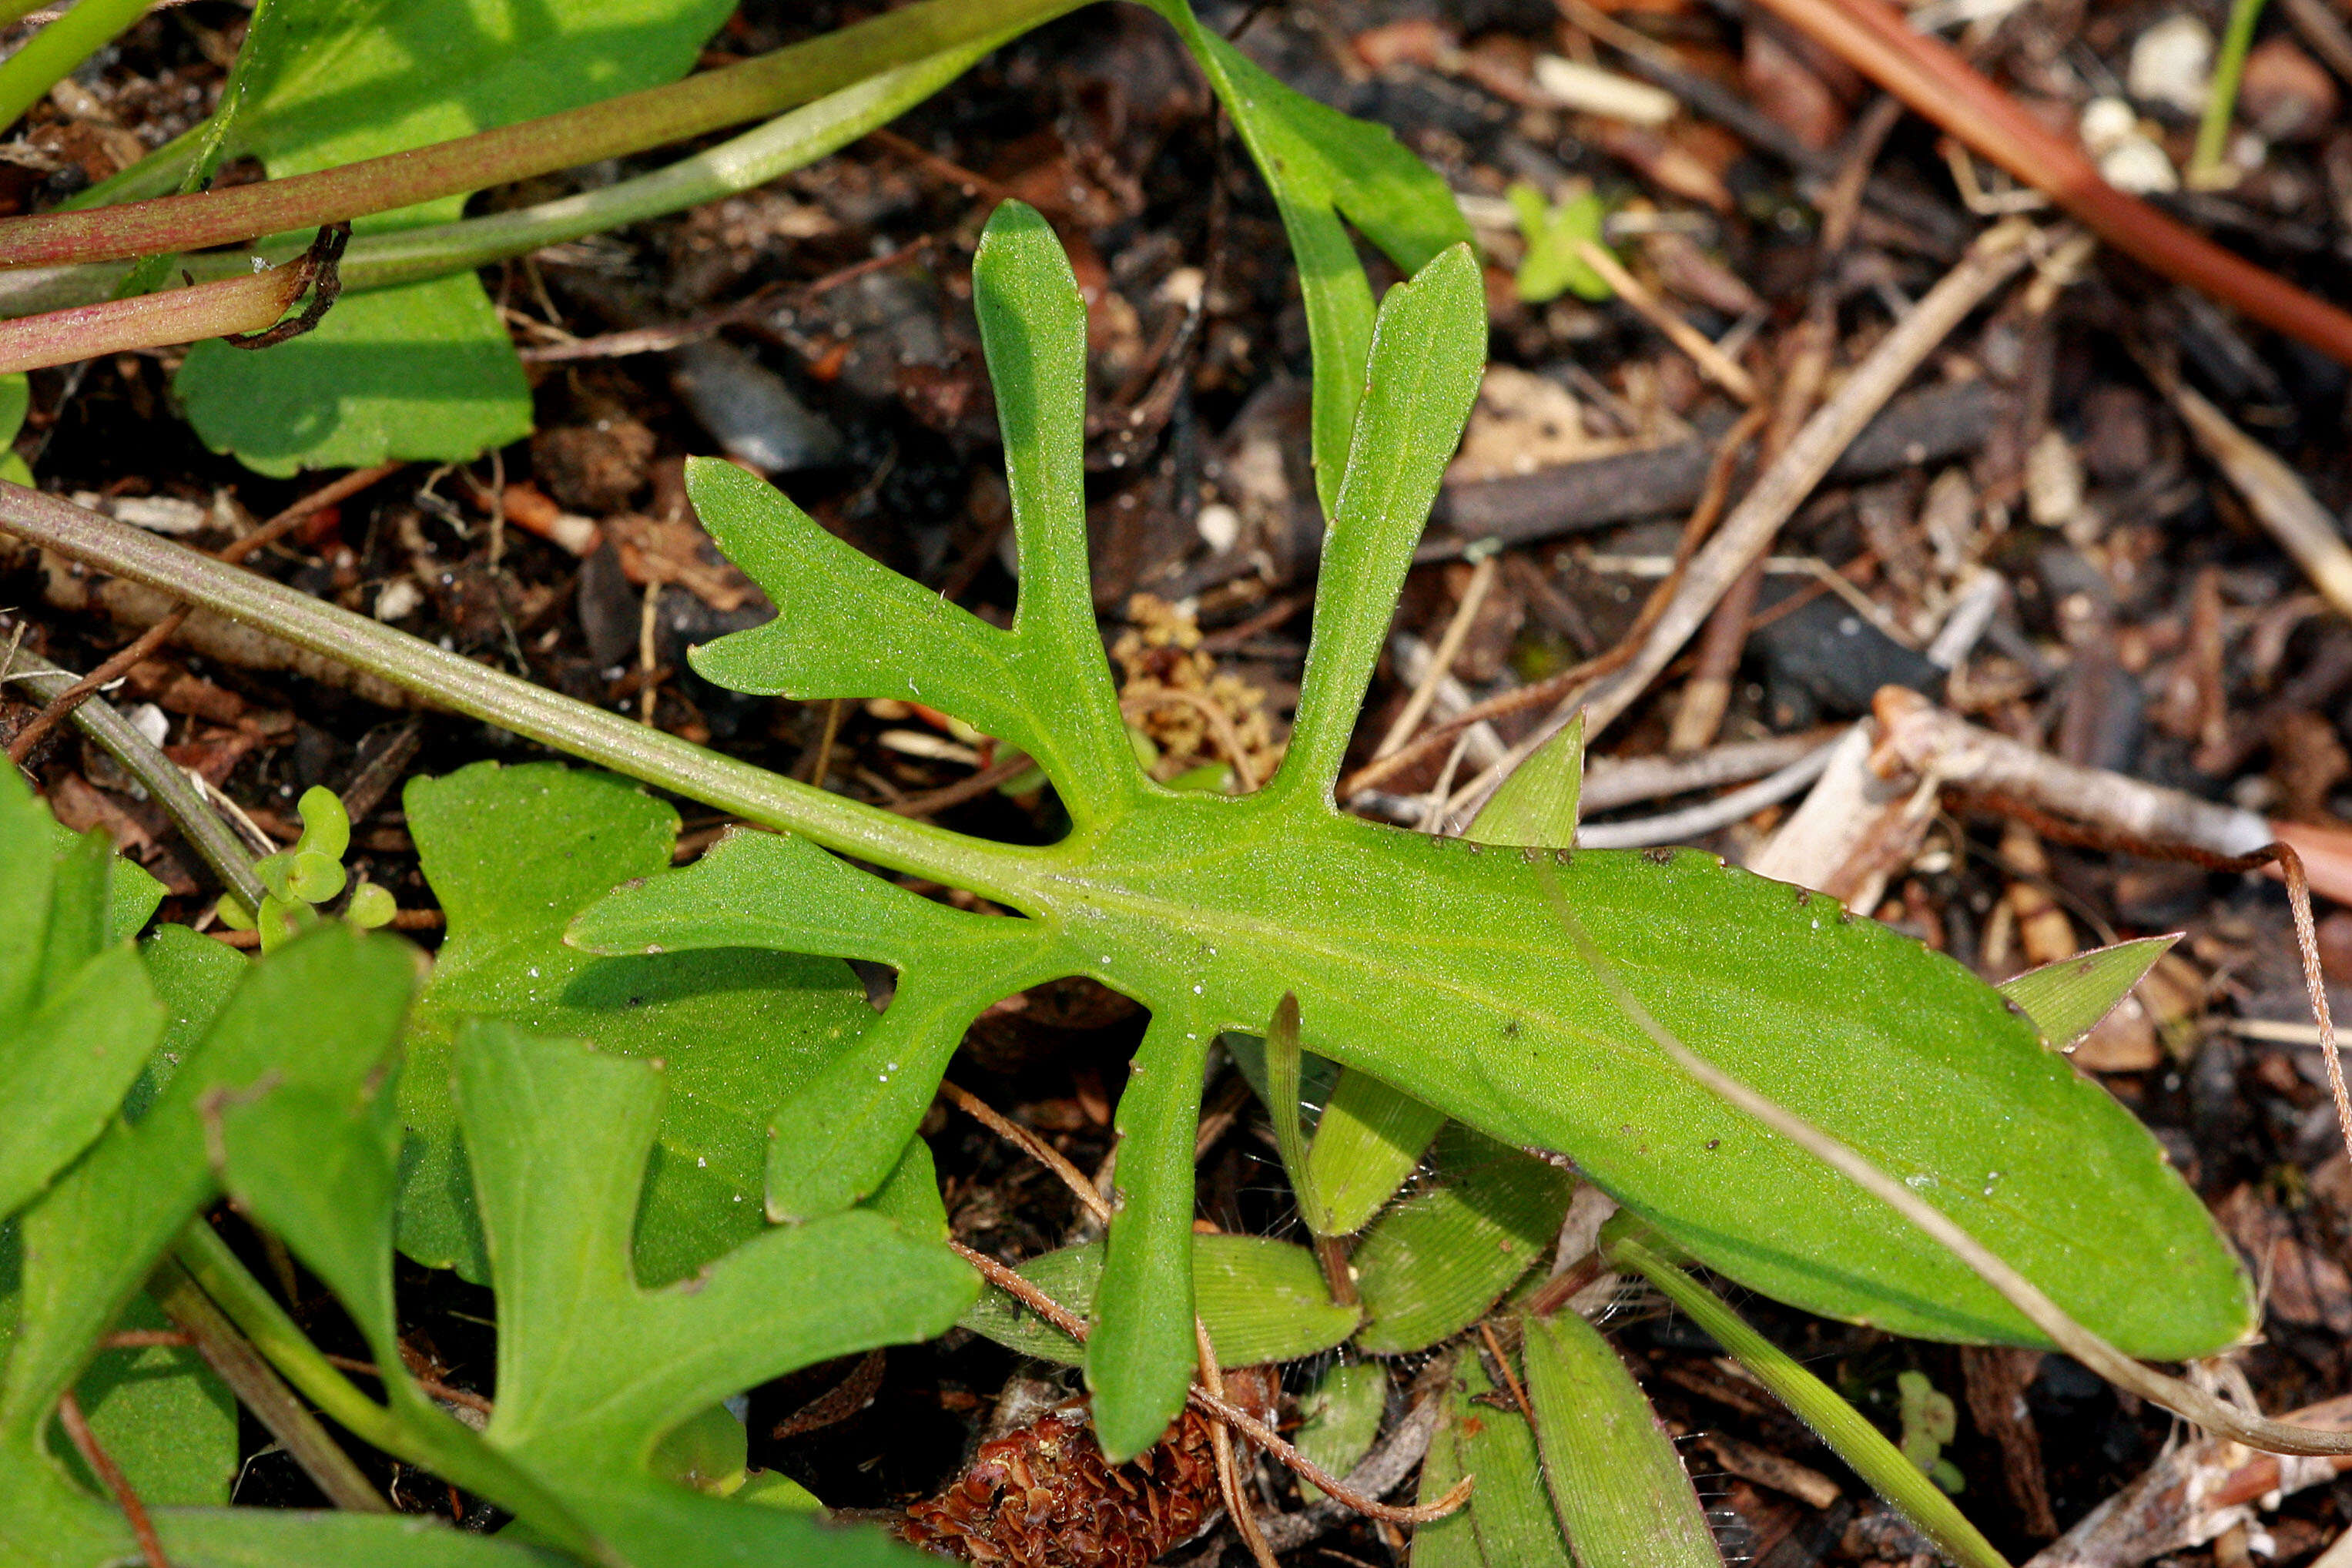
top-left (900, 1369), bottom-right (1277, 1566)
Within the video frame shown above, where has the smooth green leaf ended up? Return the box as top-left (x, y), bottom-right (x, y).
top-left (0, 769), bottom-right (165, 1220)
top-left (1087, 1007), bottom-right (1213, 1460)
top-left (607, 218), bottom-right (2252, 1467)
top-left (1144, 0), bottom-right (1476, 515)
top-left (960, 1233), bottom-right (1360, 1369)
top-left (1292, 1360), bottom-right (1385, 1503)
top-left (53, 1292), bottom-right (235, 1508)
top-left (1521, 1308), bottom-right (1718, 1568)
top-left (400, 762), bottom-right (876, 1286)
top-left (128, 923), bottom-right (249, 1122)
top-left (1352, 1127), bottom-right (1573, 1355)
top-left (172, 0), bottom-right (732, 471)
top-left (567, 818), bottom-right (1064, 1229)
top-left (178, 273), bottom-right (532, 476)
top-left (454, 1021), bottom-right (973, 1562)
top-left (1998, 936), bottom-right (2176, 1052)
top-left (686, 205), bottom-right (1136, 823)
top-left (0, 924), bottom-right (413, 1476)
top-left (1467, 712), bottom-right (1583, 850)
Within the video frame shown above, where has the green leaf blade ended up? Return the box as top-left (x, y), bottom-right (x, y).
top-left (1997, 935), bottom-right (2176, 1051)
top-left (1520, 1308), bottom-right (1720, 1568)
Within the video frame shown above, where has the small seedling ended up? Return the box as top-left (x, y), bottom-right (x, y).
top-left (212, 786), bottom-right (396, 950)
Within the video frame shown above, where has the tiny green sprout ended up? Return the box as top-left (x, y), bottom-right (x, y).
top-left (223, 786), bottom-right (397, 950)
top-left (1897, 1370), bottom-right (1965, 1494)
top-left (346, 880), bottom-right (398, 930)
top-left (1508, 183), bottom-right (1612, 304)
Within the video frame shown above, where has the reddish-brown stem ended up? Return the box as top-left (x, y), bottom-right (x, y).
top-left (56, 1389), bottom-right (171, 1568)
top-left (0, 266), bottom-right (302, 374)
top-left (1746, 0), bottom-right (2352, 366)
top-left (0, 0), bottom-right (1081, 270)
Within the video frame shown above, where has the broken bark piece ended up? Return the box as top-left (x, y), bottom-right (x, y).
top-left (1431, 378), bottom-right (2009, 551)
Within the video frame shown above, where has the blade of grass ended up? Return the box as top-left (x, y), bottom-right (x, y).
top-left (0, 0), bottom-right (149, 133)
top-left (1519, 1308), bottom-right (1720, 1568)
top-left (1603, 1227), bottom-right (2008, 1568)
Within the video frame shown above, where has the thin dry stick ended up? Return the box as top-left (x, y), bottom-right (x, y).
top-left (1340, 400), bottom-right (1767, 801)
top-left (1187, 1385), bottom-right (1476, 1525)
top-left (8, 607), bottom-right (188, 763)
top-left (1573, 239), bottom-right (1759, 404)
top-left (946, 1245), bottom-right (1472, 1524)
top-left (1744, 0), bottom-right (2352, 365)
top-left (886, 750), bottom-right (1038, 818)
top-left (1948, 789), bottom-right (2349, 1174)
top-left (950, 1239), bottom-right (1088, 1335)
top-left (2168, 381), bottom-right (2352, 622)
top-left (1121, 688), bottom-right (1262, 792)
top-left (1197, 1317), bottom-right (1278, 1568)
top-left (1375, 552), bottom-right (1499, 761)
top-left (939, 1080), bottom-right (1114, 1225)
top-left (1548, 883), bottom-right (2352, 1459)
top-left (1476, 1320), bottom-right (1536, 1423)
top-left (56, 1389), bottom-right (170, 1568)
top-left (320, 1353), bottom-right (495, 1418)
top-left (1444, 220), bottom-right (2037, 822)
top-left (802, 697), bottom-right (846, 786)
top-left (1670, 288), bottom-right (1832, 752)
top-left (99, 1330), bottom-right (197, 1349)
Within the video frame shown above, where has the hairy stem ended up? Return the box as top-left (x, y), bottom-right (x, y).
top-left (0, 484), bottom-right (1040, 902)
top-left (0, 0), bottom-right (1083, 269)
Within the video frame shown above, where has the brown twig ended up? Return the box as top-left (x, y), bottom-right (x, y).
top-left (56, 1389), bottom-right (170, 1568)
top-left (320, 1352), bottom-right (495, 1418)
top-left (1745, 0), bottom-right (2352, 366)
top-left (99, 1330), bottom-right (198, 1349)
top-left (8, 607), bottom-right (188, 763)
top-left (1186, 1385), bottom-right (1476, 1524)
top-left (886, 750), bottom-right (1038, 817)
top-left (1197, 1318), bottom-right (1278, 1568)
top-left (1573, 240), bottom-right (1757, 403)
top-left (1341, 401), bottom-right (1767, 802)
top-left (939, 1080), bottom-right (1113, 1225)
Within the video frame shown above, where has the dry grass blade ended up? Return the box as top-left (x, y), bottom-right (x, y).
top-left (2167, 383), bottom-right (2352, 622)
